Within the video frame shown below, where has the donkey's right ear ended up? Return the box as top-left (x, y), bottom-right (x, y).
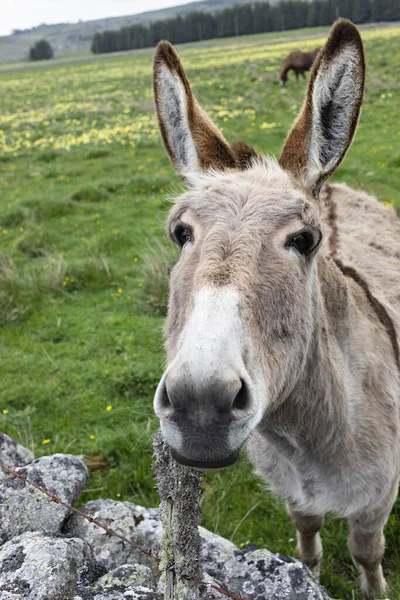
top-left (153, 41), bottom-right (236, 176)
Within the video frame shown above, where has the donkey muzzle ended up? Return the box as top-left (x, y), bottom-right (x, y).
top-left (154, 369), bottom-right (256, 469)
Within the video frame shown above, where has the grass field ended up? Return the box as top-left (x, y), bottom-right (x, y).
top-left (0, 25), bottom-right (399, 599)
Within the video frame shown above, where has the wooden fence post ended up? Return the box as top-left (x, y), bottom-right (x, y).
top-left (153, 431), bottom-right (204, 599)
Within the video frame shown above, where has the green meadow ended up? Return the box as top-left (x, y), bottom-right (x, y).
top-left (0, 25), bottom-right (399, 599)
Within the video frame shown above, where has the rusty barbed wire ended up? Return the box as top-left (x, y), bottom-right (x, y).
top-left (0, 462), bottom-right (158, 559)
top-left (0, 462), bottom-right (248, 600)
top-left (187, 575), bottom-right (249, 599)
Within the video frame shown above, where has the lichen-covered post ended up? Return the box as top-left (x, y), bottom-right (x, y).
top-left (153, 431), bottom-right (204, 599)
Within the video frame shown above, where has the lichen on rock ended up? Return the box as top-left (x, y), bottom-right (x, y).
top-left (63, 498), bottom-right (160, 576)
top-left (0, 433), bottom-right (34, 477)
top-left (0, 453), bottom-right (89, 545)
top-left (220, 547), bottom-right (331, 600)
top-left (0, 531), bottom-right (92, 600)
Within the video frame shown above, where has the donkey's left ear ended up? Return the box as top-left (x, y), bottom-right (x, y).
top-left (153, 41), bottom-right (236, 176)
top-left (279, 19), bottom-right (365, 197)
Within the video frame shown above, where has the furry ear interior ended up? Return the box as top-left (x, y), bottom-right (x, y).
top-left (279, 19), bottom-right (365, 197)
top-left (153, 41), bottom-right (236, 176)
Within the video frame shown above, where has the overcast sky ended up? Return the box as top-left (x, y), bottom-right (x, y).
top-left (1, 0), bottom-right (193, 36)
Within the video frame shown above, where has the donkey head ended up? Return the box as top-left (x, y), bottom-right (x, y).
top-left (153, 19), bottom-right (365, 469)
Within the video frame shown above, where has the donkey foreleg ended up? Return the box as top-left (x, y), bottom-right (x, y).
top-left (348, 524), bottom-right (387, 599)
top-left (287, 505), bottom-right (324, 579)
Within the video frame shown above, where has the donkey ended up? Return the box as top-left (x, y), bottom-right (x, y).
top-left (152, 18), bottom-right (400, 599)
top-left (279, 47), bottom-right (320, 85)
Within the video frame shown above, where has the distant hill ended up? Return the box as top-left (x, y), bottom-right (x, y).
top-left (0, 0), bottom-right (281, 64)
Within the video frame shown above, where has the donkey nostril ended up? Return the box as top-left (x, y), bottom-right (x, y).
top-left (232, 379), bottom-right (250, 411)
top-left (158, 379), bottom-right (173, 411)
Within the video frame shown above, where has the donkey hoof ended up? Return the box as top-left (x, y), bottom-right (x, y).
top-left (360, 567), bottom-right (387, 600)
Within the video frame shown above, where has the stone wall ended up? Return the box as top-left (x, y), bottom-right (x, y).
top-left (0, 432), bottom-right (331, 600)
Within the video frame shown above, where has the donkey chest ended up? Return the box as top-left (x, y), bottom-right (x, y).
top-left (249, 429), bottom-right (362, 516)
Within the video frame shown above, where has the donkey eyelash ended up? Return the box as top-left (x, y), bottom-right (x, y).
top-left (171, 222), bottom-right (193, 248)
top-left (285, 227), bottom-right (322, 256)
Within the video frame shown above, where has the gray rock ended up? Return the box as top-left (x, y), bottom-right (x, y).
top-left (0, 433), bottom-right (34, 479)
top-left (64, 500), bottom-right (160, 576)
top-left (64, 498), bottom-right (236, 583)
top-left (94, 563), bottom-right (154, 592)
top-left (75, 563), bottom-right (158, 600)
top-left (0, 531), bottom-right (91, 600)
top-left (116, 507), bottom-right (236, 580)
top-left (130, 502), bottom-right (163, 550)
top-left (0, 454), bottom-right (89, 545)
top-left (196, 573), bottom-right (227, 600)
top-left (74, 591), bottom-right (159, 600)
top-left (0, 438), bottom-right (333, 600)
top-left (126, 503), bottom-right (163, 552)
top-left (220, 547), bottom-right (331, 600)
top-left (198, 526), bottom-right (237, 579)
top-left (156, 572), bottom-right (226, 600)
top-left (92, 591), bottom-right (158, 600)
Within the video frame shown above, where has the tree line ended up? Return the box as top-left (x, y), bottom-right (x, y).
top-left (91, 0), bottom-right (400, 54)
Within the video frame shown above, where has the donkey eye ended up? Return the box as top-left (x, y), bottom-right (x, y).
top-left (286, 230), bottom-right (317, 256)
top-left (172, 224), bottom-right (193, 248)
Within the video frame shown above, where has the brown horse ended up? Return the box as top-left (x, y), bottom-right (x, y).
top-left (279, 47), bottom-right (320, 85)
